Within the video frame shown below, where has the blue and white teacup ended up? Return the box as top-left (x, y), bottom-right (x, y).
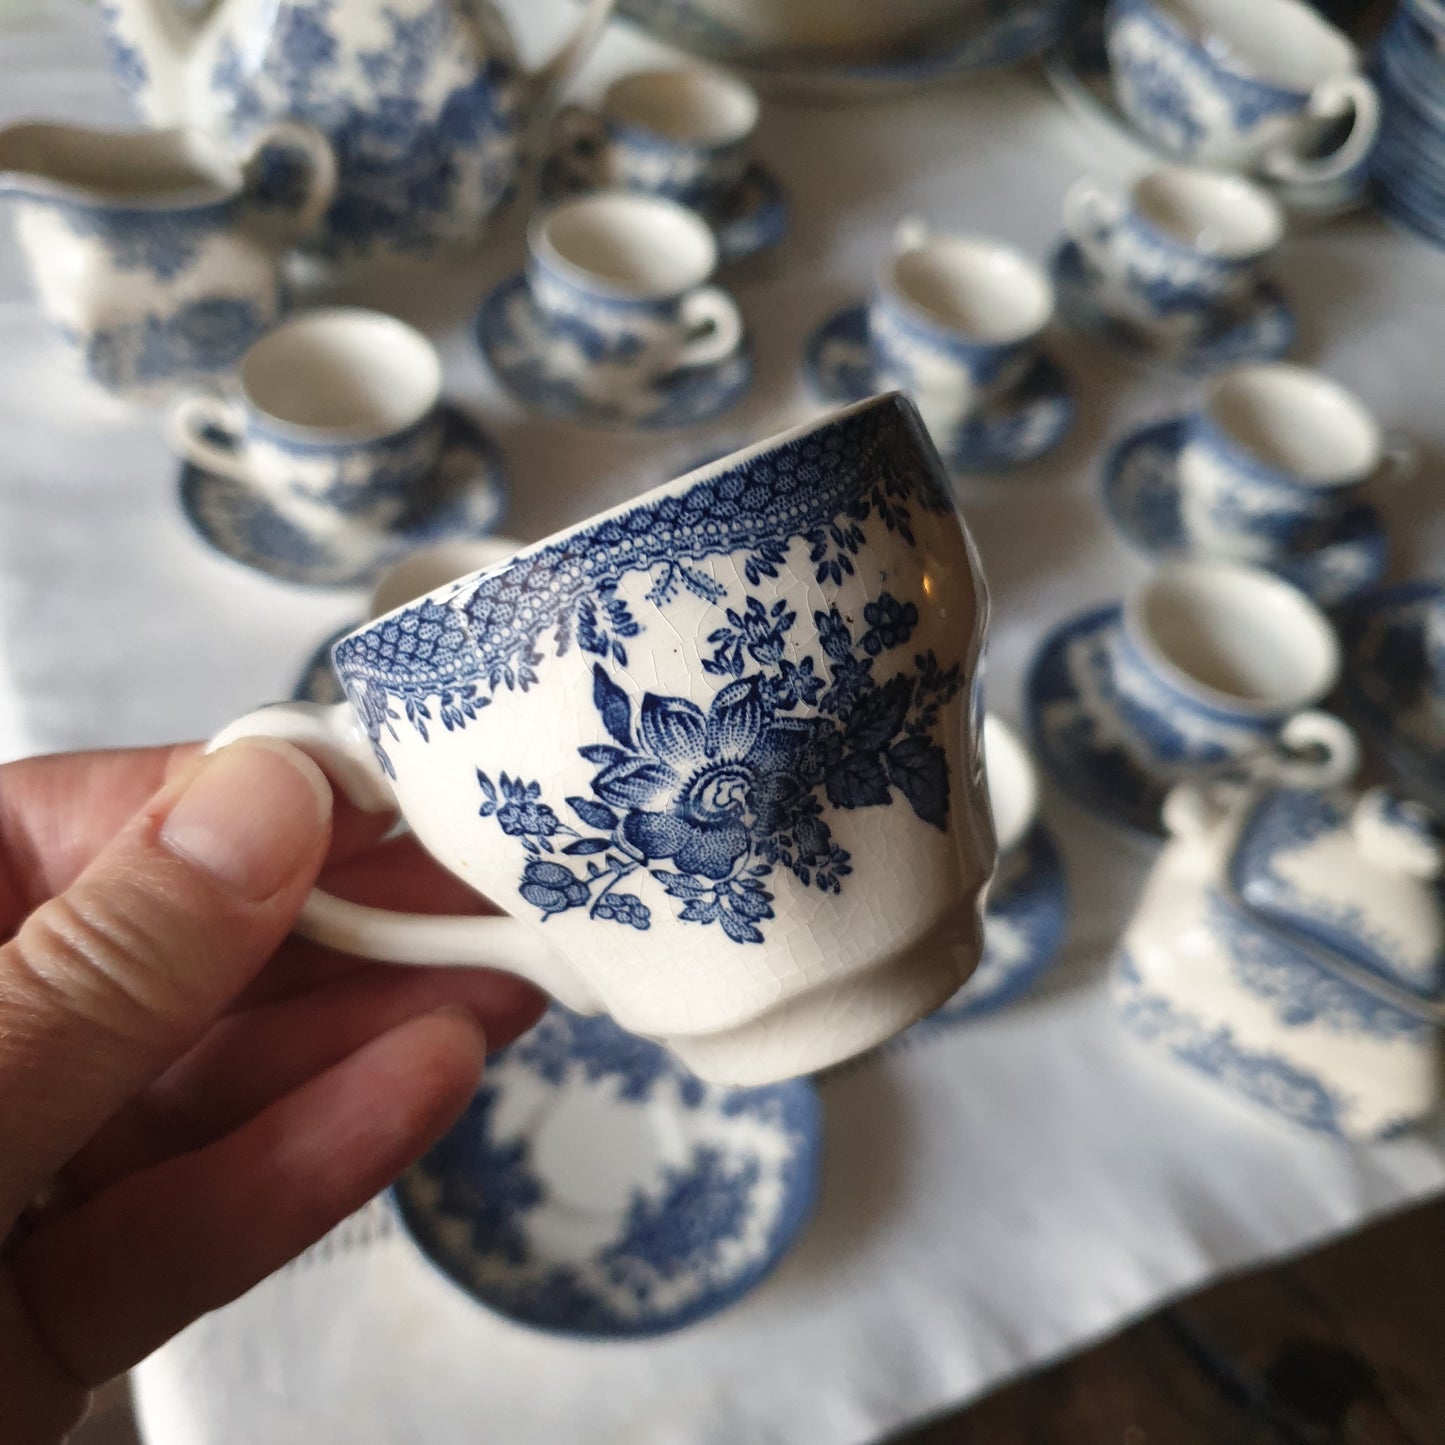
top-left (1105, 0), bottom-right (1380, 184)
top-left (869, 220), bottom-right (1054, 442)
top-left (526, 192), bottom-right (744, 392)
top-left (1178, 364), bottom-right (1413, 562)
top-left (167, 308), bottom-right (444, 533)
top-left (209, 393), bottom-right (995, 1086)
top-left (1062, 166), bottom-right (1283, 330)
top-left (594, 67), bottom-right (759, 206)
top-left (1425, 591), bottom-right (1445, 716)
top-left (1110, 559), bottom-right (1357, 782)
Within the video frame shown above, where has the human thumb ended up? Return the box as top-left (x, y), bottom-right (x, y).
top-left (0, 739), bottom-right (332, 1227)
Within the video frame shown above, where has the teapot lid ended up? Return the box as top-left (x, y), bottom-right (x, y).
top-left (1227, 785), bottom-right (1445, 1003)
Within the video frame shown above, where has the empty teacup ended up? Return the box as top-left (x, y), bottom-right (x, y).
top-left (870, 220), bottom-right (1053, 442)
top-left (1062, 167), bottom-right (1283, 329)
top-left (1179, 363), bottom-right (1410, 561)
top-left (1105, 0), bottom-right (1380, 183)
top-left (1110, 560), bottom-right (1357, 782)
top-left (209, 393), bottom-right (994, 1086)
top-left (168, 308), bottom-right (444, 534)
top-left (595, 67), bottom-right (759, 204)
top-left (526, 192), bottom-right (744, 393)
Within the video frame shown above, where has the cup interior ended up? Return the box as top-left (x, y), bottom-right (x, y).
top-left (887, 236), bottom-right (1052, 344)
top-left (604, 68), bottom-right (758, 148)
top-left (535, 193), bottom-right (717, 298)
top-left (1202, 364), bottom-right (1382, 488)
top-left (240, 309), bottom-right (441, 436)
top-left (1158, 0), bottom-right (1358, 88)
top-left (1130, 562), bottom-right (1340, 712)
top-left (1134, 167), bottom-right (1283, 257)
top-left (982, 715), bottom-right (1038, 854)
top-left (369, 538), bottom-right (524, 619)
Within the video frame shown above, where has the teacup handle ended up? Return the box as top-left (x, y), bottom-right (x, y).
top-left (207, 702), bottom-right (603, 1011)
top-left (167, 392), bottom-right (254, 483)
top-left (672, 287), bottom-right (744, 371)
top-left (1256, 710), bottom-right (1359, 790)
top-left (1261, 76), bottom-right (1380, 185)
top-left (1062, 177), bottom-right (1124, 266)
top-left (1375, 432), bottom-right (1418, 488)
top-left (241, 121), bottom-right (338, 244)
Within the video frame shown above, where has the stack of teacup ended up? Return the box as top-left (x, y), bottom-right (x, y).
top-left (1371, 0), bottom-right (1445, 248)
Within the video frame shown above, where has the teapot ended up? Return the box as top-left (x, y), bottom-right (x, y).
top-left (0, 119), bottom-right (334, 395)
top-left (1114, 777), bottom-right (1445, 1141)
top-left (97, 0), bottom-right (615, 263)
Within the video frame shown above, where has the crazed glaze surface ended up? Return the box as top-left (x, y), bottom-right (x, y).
top-left (330, 394), bottom-right (993, 1077)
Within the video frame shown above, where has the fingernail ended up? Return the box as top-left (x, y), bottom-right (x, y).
top-left (161, 739), bottom-right (332, 900)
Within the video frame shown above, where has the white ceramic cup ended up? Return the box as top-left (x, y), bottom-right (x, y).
top-left (598, 67), bottom-right (759, 204)
top-left (168, 309), bottom-right (444, 533)
top-left (869, 220), bottom-right (1053, 441)
top-left (1063, 166), bottom-right (1283, 327)
top-left (208, 393), bottom-right (994, 1085)
top-left (1111, 560), bottom-right (1358, 783)
top-left (982, 714), bottom-right (1038, 859)
top-left (526, 192), bottom-right (744, 389)
top-left (1179, 364), bottom-right (1412, 562)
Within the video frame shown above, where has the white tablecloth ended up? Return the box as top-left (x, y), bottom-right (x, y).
top-left (3, 5), bottom-right (1445, 1443)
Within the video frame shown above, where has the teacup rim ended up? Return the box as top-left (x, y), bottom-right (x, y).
top-left (601, 66), bottom-right (760, 150)
top-left (1123, 559), bottom-right (1341, 718)
top-left (235, 307), bottom-right (443, 446)
top-left (341, 392), bottom-right (919, 648)
top-left (1130, 166), bottom-right (1285, 259)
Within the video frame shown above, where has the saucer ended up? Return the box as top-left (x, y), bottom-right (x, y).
top-left (913, 827), bottom-right (1069, 1031)
top-left (1340, 581), bottom-right (1445, 811)
top-left (1102, 419), bottom-right (1389, 608)
top-left (392, 1006), bottom-right (822, 1339)
top-left (1051, 242), bottom-right (1295, 373)
top-left (803, 302), bottom-right (1074, 471)
top-left (292, 625), bottom-right (352, 704)
top-left (476, 274), bottom-right (753, 431)
top-left (539, 111), bottom-right (789, 264)
top-left (1026, 604), bottom-right (1178, 839)
top-left (178, 407), bottom-right (509, 589)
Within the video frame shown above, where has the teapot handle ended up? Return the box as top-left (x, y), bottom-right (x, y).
top-left (530, 0), bottom-right (615, 104)
top-left (241, 121), bottom-right (337, 245)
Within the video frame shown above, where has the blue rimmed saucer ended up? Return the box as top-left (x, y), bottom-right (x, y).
top-left (179, 406), bottom-right (508, 589)
top-left (475, 274), bottom-right (753, 431)
top-left (1051, 242), bottom-right (1295, 373)
top-left (539, 111), bottom-right (789, 265)
top-left (803, 302), bottom-right (1074, 472)
top-left (292, 625), bottom-right (352, 704)
top-left (1026, 605), bottom-right (1178, 839)
top-left (911, 826), bottom-right (1069, 1033)
top-left (392, 1005), bottom-right (821, 1339)
top-left (1340, 581), bottom-right (1445, 811)
top-left (1102, 419), bottom-right (1389, 609)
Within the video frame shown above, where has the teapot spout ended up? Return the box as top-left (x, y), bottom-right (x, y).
top-left (97, 0), bottom-right (212, 126)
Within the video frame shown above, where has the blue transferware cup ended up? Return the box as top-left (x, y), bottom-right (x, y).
top-left (167, 308), bottom-right (444, 534)
top-left (208, 393), bottom-right (996, 1086)
top-left (1109, 559), bottom-right (1357, 781)
top-left (1062, 166), bottom-right (1283, 330)
top-left (1104, 0), bottom-right (1380, 185)
top-left (869, 219), bottom-right (1053, 443)
top-left (1178, 363), bottom-right (1413, 562)
top-left (524, 191), bottom-right (744, 394)
top-left (595, 67), bottom-right (759, 206)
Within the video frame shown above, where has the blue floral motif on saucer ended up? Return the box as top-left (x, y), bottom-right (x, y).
top-left (1026, 605), bottom-right (1176, 839)
top-left (1102, 419), bottom-right (1389, 608)
top-left (911, 827), bottom-right (1069, 1031)
top-left (179, 407), bottom-right (509, 589)
top-left (1051, 241), bottom-right (1295, 373)
top-left (391, 1006), bottom-right (821, 1338)
top-left (539, 111), bottom-right (789, 264)
top-left (476, 273), bottom-right (753, 430)
top-left (293, 625), bottom-right (352, 704)
top-left (1340, 581), bottom-right (1445, 811)
top-left (803, 303), bottom-right (1074, 472)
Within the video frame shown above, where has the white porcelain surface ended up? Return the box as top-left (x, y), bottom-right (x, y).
top-left (368, 537), bottom-right (524, 619)
top-left (983, 713), bottom-right (1038, 857)
top-left (1115, 777), bottom-right (1445, 1139)
top-left (211, 395), bottom-right (993, 1084)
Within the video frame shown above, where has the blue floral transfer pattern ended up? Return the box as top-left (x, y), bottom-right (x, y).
top-left (476, 590), bottom-right (961, 945)
top-left (79, 296), bottom-right (271, 391)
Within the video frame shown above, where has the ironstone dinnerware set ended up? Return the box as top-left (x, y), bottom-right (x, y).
top-left (2, 0), bottom-right (1441, 1341)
